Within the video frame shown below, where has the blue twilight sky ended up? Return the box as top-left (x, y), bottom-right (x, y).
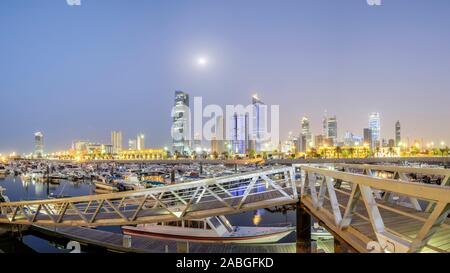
top-left (1, 0), bottom-right (450, 153)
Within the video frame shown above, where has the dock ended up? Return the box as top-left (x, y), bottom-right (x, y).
top-left (31, 225), bottom-right (296, 253)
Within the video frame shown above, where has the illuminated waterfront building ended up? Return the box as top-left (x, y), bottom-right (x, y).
top-left (128, 139), bottom-right (137, 150)
top-left (119, 149), bottom-right (165, 160)
top-left (137, 133), bottom-right (145, 151)
top-left (369, 112), bottom-right (381, 148)
top-left (72, 141), bottom-right (89, 153)
top-left (322, 112), bottom-right (338, 146)
top-left (231, 113), bottom-right (249, 154)
top-left (327, 116), bottom-right (338, 145)
top-left (34, 132), bottom-right (44, 158)
top-left (388, 139), bottom-right (395, 148)
top-left (111, 130), bottom-right (123, 154)
top-left (301, 117), bottom-right (312, 150)
top-left (344, 131), bottom-right (363, 147)
top-left (251, 94), bottom-right (267, 152)
top-left (315, 135), bottom-right (325, 148)
top-left (363, 128), bottom-right (373, 149)
top-left (172, 90), bottom-right (190, 154)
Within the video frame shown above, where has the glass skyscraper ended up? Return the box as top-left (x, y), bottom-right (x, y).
top-left (172, 90), bottom-right (190, 154)
top-left (34, 132), bottom-right (44, 158)
top-left (232, 113), bottom-right (249, 154)
top-left (369, 112), bottom-right (381, 148)
top-left (301, 117), bottom-right (312, 151)
top-left (251, 95), bottom-right (267, 152)
top-left (322, 112), bottom-right (338, 145)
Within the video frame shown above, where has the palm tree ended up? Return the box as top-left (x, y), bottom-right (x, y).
top-left (336, 147), bottom-right (342, 159)
top-left (348, 147), bottom-right (355, 158)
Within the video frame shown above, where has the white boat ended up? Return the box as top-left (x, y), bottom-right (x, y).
top-left (122, 216), bottom-right (294, 244)
top-left (0, 165), bottom-right (7, 176)
top-left (21, 170), bottom-right (45, 181)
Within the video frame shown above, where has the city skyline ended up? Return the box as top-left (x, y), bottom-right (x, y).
top-left (1, 0), bottom-right (450, 153)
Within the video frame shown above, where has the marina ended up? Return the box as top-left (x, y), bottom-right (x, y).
top-left (0, 162), bottom-right (305, 253)
top-left (0, 159), bottom-right (449, 253)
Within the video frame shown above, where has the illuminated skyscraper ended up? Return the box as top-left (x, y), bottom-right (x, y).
top-left (231, 113), bottom-right (249, 154)
top-left (322, 112), bottom-right (338, 146)
top-left (172, 90), bottom-right (190, 154)
top-left (301, 117), bottom-right (312, 150)
top-left (111, 130), bottom-right (123, 154)
top-left (369, 112), bottom-right (381, 148)
top-left (137, 133), bottom-right (145, 151)
top-left (128, 139), bottom-right (137, 150)
top-left (327, 116), bottom-right (338, 145)
top-left (251, 94), bottom-right (267, 152)
top-left (34, 132), bottom-right (44, 158)
top-left (364, 128), bottom-right (373, 149)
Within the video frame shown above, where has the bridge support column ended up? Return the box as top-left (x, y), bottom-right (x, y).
top-left (333, 238), bottom-right (352, 253)
top-left (171, 169), bottom-right (175, 184)
top-left (296, 201), bottom-right (311, 253)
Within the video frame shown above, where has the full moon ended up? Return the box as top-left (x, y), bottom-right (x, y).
top-left (197, 57), bottom-right (208, 66)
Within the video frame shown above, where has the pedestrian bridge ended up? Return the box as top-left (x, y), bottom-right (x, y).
top-left (0, 167), bottom-right (298, 227)
top-left (0, 164), bottom-right (449, 253)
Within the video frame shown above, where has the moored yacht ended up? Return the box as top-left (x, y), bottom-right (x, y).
top-left (0, 165), bottom-right (7, 176)
top-left (122, 216), bottom-right (294, 244)
top-left (21, 170), bottom-right (45, 181)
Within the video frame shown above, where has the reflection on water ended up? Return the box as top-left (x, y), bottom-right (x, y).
top-left (0, 175), bottom-right (303, 252)
top-left (1, 176), bottom-right (94, 202)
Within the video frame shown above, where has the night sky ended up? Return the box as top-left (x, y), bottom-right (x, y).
top-left (1, 0), bottom-right (450, 153)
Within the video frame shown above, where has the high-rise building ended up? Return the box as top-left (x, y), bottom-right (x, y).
top-left (369, 112), bottom-right (381, 148)
top-left (322, 112), bottom-right (337, 146)
top-left (34, 132), bottom-right (44, 158)
top-left (137, 133), bottom-right (145, 151)
top-left (128, 139), bottom-right (137, 150)
top-left (395, 121), bottom-right (401, 146)
top-left (111, 130), bottom-right (123, 154)
top-left (211, 115), bottom-right (225, 154)
top-left (73, 140), bottom-right (89, 152)
top-left (327, 116), bottom-right (338, 145)
top-left (301, 117), bottom-right (312, 150)
top-left (251, 94), bottom-right (267, 152)
top-left (322, 112), bottom-right (328, 137)
top-left (292, 136), bottom-right (300, 154)
top-left (388, 139), bottom-right (395, 148)
top-left (231, 113), bottom-right (249, 154)
top-left (315, 135), bottom-right (325, 148)
top-left (344, 131), bottom-right (354, 146)
top-left (172, 90), bottom-right (190, 154)
top-left (363, 128), bottom-right (373, 149)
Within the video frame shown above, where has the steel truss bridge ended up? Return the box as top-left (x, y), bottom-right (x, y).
top-left (0, 164), bottom-right (449, 253)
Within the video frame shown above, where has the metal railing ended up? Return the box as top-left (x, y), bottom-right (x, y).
top-left (0, 166), bottom-right (298, 227)
top-left (295, 164), bottom-right (450, 253)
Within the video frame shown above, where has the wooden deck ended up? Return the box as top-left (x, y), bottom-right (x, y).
top-left (31, 225), bottom-right (296, 253)
top-left (301, 187), bottom-right (450, 253)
